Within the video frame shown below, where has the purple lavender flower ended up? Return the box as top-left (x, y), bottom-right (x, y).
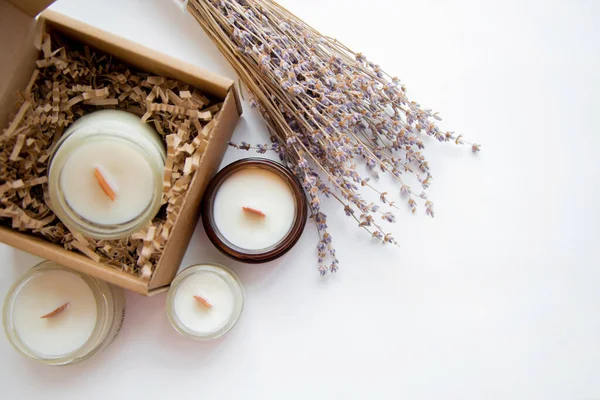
top-left (195, 0), bottom-right (478, 274)
top-left (425, 201), bottom-right (435, 218)
top-left (239, 141), bottom-right (251, 151)
top-left (379, 192), bottom-right (388, 204)
top-left (382, 212), bottom-right (396, 223)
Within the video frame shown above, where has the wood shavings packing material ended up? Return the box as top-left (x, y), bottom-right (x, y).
top-left (0, 33), bottom-right (222, 279)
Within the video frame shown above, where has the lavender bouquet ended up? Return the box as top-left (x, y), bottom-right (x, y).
top-left (182, 0), bottom-right (478, 274)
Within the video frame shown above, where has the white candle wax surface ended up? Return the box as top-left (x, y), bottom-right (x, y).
top-left (60, 140), bottom-right (155, 224)
top-left (213, 168), bottom-right (296, 250)
top-left (11, 269), bottom-right (98, 357)
top-left (173, 270), bottom-right (235, 334)
top-left (49, 110), bottom-right (165, 229)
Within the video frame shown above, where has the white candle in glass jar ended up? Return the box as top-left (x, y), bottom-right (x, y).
top-left (11, 269), bottom-right (97, 356)
top-left (213, 168), bottom-right (296, 250)
top-left (167, 264), bottom-right (244, 340)
top-left (3, 261), bottom-right (126, 365)
top-left (48, 110), bottom-right (166, 239)
top-left (60, 142), bottom-right (155, 225)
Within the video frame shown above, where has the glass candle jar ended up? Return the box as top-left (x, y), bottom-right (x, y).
top-left (47, 110), bottom-right (166, 240)
top-left (166, 263), bottom-right (244, 340)
top-left (3, 261), bottom-right (126, 366)
top-left (201, 158), bottom-right (307, 263)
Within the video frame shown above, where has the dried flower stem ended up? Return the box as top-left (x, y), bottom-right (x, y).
top-left (185, 0), bottom-right (478, 274)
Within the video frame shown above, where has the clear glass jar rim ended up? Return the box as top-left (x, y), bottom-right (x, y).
top-left (2, 261), bottom-right (110, 365)
top-left (47, 131), bottom-right (165, 240)
top-left (166, 263), bottom-right (245, 340)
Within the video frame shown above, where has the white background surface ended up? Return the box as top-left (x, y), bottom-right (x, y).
top-left (1, 0), bottom-right (599, 398)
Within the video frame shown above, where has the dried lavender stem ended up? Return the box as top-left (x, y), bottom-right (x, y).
top-left (186, 0), bottom-right (477, 274)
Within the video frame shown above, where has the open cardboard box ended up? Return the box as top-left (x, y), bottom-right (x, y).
top-left (0, 0), bottom-right (242, 295)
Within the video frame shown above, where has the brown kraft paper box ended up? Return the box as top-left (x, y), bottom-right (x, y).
top-left (0, 0), bottom-right (242, 295)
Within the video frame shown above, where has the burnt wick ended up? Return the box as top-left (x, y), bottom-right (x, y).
top-left (40, 302), bottom-right (70, 319)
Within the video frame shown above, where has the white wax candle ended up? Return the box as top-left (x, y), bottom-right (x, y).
top-left (173, 270), bottom-right (235, 334)
top-left (49, 110), bottom-right (165, 231)
top-left (60, 141), bottom-right (155, 224)
top-left (11, 269), bottom-right (97, 356)
top-left (213, 168), bottom-right (296, 250)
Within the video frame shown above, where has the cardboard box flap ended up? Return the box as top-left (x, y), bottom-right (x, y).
top-left (0, 1), bottom-right (40, 131)
top-left (40, 10), bottom-right (239, 104)
top-left (7, 0), bottom-right (55, 17)
top-left (0, 226), bottom-right (149, 294)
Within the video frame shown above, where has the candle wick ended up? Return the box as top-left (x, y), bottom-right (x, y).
top-left (242, 206), bottom-right (266, 217)
top-left (193, 295), bottom-right (213, 308)
top-left (94, 167), bottom-right (116, 201)
top-left (40, 302), bottom-right (70, 319)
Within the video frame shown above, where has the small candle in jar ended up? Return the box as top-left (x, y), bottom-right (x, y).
top-left (202, 158), bottom-right (307, 263)
top-left (48, 110), bottom-right (166, 239)
top-left (3, 261), bottom-right (126, 365)
top-left (166, 264), bottom-right (244, 340)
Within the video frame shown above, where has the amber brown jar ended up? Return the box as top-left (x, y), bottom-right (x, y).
top-left (201, 158), bottom-right (307, 263)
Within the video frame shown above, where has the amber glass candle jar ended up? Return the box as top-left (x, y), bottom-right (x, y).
top-left (201, 158), bottom-right (307, 263)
